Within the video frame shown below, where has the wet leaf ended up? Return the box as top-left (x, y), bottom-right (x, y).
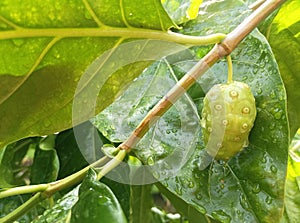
top-left (92, 59), bottom-right (200, 182)
top-left (129, 158), bottom-right (154, 223)
top-left (161, 0), bottom-right (289, 222)
top-left (71, 169), bottom-right (127, 223)
top-left (281, 131), bottom-right (300, 223)
top-left (94, 0), bottom-right (289, 222)
top-left (32, 186), bottom-right (80, 223)
top-left (0, 194), bottom-right (47, 223)
top-left (31, 135), bottom-right (59, 184)
top-left (268, 0), bottom-right (300, 136)
top-left (162, 0), bottom-right (202, 24)
top-left (0, 0), bottom-right (177, 147)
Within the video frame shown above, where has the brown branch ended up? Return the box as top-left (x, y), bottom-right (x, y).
top-left (119, 0), bottom-right (286, 151)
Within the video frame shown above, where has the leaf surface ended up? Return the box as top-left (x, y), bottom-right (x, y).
top-left (94, 0), bottom-right (289, 222)
top-left (0, 0), bottom-right (177, 147)
top-left (71, 169), bottom-right (127, 223)
top-left (268, 0), bottom-right (300, 136)
top-left (281, 131), bottom-right (300, 223)
top-left (32, 186), bottom-right (80, 223)
top-left (162, 0), bottom-right (202, 24)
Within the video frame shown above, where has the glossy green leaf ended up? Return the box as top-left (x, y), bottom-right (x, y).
top-left (55, 121), bottom-right (108, 179)
top-left (101, 176), bottom-right (131, 220)
top-left (0, 194), bottom-right (46, 223)
top-left (162, 0), bottom-right (202, 24)
top-left (71, 169), bottom-right (127, 223)
top-left (32, 186), bottom-right (80, 223)
top-left (281, 131), bottom-right (300, 223)
top-left (95, 0), bottom-right (289, 222)
top-left (268, 0), bottom-right (300, 136)
top-left (92, 59), bottom-right (200, 181)
top-left (163, 1), bottom-right (288, 222)
top-left (129, 157), bottom-right (154, 223)
top-left (156, 182), bottom-right (211, 223)
top-left (55, 129), bottom-right (89, 179)
top-left (30, 135), bottom-right (59, 184)
top-left (0, 0), bottom-right (178, 147)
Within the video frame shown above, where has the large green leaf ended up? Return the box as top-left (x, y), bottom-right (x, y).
top-left (0, 0), bottom-right (179, 147)
top-left (281, 131), bottom-right (300, 223)
top-left (268, 0), bottom-right (300, 137)
top-left (94, 0), bottom-right (289, 222)
top-left (0, 194), bottom-right (47, 223)
top-left (92, 59), bottom-right (201, 182)
top-left (129, 158), bottom-right (154, 223)
top-left (71, 169), bottom-right (127, 223)
top-left (162, 0), bottom-right (203, 24)
top-left (30, 135), bottom-right (59, 184)
top-left (32, 186), bottom-right (80, 223)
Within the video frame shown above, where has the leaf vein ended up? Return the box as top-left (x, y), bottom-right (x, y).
top-left (82, 0), bottom-right (106, 28)
top-left (0, 37), bottom-right (61, 105)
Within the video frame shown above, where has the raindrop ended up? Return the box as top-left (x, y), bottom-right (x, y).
top-left (196, 193), bottom-right (202, 200)
top-left (162, 181), bottom-right (168, 187)
top-left (84, 10), bottom-right (92, 20)
top-left (12, 38), bottom-right (25, 46)
top-left (270, 90), bottom-right (276, 99)
top-left (269, 122), bottom-right (276, 130)
top-left (270, 165), bottom-right (277, 173)
top-left (195, 205), bottom-right (207, 214)
top-left (252, 184), bottom-right (261, 194)
top-left (256, 88), bottom-right (262, 94)
top-left (274, 111), bottom-right (282, 120)
top-left (261, 155), bottom-right (267, 163)
top-left (147, 156), bottom-right (155, 166)
top-left (188, 180), bottom-right (195, 188)
top-left (44, 119), bottom-right (51, 128)
top-left (175, 187), bottom-right (182, 196)
top-left (265, 196), bottom-right (273, 205)
top-left (239, 194), bottom-right (250, 210)
top-left (242, 76), bottom-right (248, 81)
top-left (211, 210), bottom-right (231, 223)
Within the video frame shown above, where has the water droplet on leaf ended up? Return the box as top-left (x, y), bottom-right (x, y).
top-left (147, 156), bottom-right (155, 166)
top-left (252, 184), bottom-right (261, 194)
top-left (211, 210), bottom-right (231, 223)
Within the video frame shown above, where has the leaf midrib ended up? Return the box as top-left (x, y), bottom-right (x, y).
top-left (0, 27), bottom-right (225, 45)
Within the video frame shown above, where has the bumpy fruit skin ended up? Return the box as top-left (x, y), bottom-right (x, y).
top-left (201, 81), bottom-right (257, 160)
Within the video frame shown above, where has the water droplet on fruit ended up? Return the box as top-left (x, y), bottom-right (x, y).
top-left (242, 123), bottom-right (248, 129)
top-left (214, 104), bottom-right (222, 111)
top-left (242, 107), bottom-right (250, 114)
top-left (229, 90), bottom-right (238, 98)
top-left (222, 120), bottom-right (228, 126)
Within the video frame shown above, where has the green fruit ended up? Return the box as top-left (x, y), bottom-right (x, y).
top-left (201, 81), bottom-right (257, 160)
